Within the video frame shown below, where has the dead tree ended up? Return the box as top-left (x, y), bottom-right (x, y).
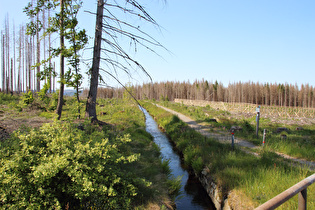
top-left (1, 33), bottom-right (5, 92)
top-left (85, 0), bottom-right (165, 122)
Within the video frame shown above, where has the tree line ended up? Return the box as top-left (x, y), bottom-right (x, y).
top-left (1, 13), bottom-right (56, 94)
top-left (83, 79), bottom-right (315, 108)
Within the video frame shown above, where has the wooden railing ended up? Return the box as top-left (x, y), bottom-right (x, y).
top-left (255, 173), bottom-right (315, 210)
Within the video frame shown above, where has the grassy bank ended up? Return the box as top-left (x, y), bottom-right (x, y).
top-left (156, 101), bottom-right (315, 162)
top-left (142, 101), bottom-right (314, 209)
top-left (0, 95), bottom-right (178, 209)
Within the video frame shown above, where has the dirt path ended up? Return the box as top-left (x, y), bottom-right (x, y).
top-left (155, 104), bottom-right (315, 171)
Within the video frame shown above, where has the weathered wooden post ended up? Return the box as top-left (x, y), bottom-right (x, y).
top-left (298, 188), bottom-right (307, 210)
top-left (256, 106), bottom-right (260, 138)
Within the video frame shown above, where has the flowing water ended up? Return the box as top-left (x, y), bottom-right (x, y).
top-left (141, 107), bottom-right (215, 210)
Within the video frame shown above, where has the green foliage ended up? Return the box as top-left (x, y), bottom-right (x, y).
top-left (48, 90), bottom-right (59, 111)
top-left (191, 157), bottom-right (204, 174)
top-left (37, 82), bottom-right (51, 105)
top-left (160, 95), bottom-right (169, 102)
top-left (59, 98), bottom-right (177, 207)
top-left (166, 176), bottom-right (182, 201)
top-left (25, 0), bottom-right (88, 119)
top-left (0, 121), bottom-right (147, 209)
top-left (160, 159), bottom-right (171, 176)
top-left (22, 90), bottom-right (34, 106)
top-left (123, 83), bottom-right (137, 102)
top-left (0, 92), bottom-right (19, 105)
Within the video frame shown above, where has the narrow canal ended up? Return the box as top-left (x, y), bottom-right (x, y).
top-left (141, 107), bottom-right (215, 210)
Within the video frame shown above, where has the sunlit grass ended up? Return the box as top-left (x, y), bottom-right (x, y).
top-left (142, 100), bottom-right (314, 209)
top-left (0, 95), bottom-right (179, 209)
top-left (157, 101), bottom-right (315, 161)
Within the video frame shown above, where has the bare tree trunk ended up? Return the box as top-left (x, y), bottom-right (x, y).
top-left (48, 8), bottom-right (52, 93)
top-left (10, 58), bottom-right (13, 93)
top-left (6, 16), bottom-right (10, 94)
top-left (36, 11), bottom-right (40, 92)
top-left (18, 25), bottom-right (22, 92)
top-left (1, 33), bottom-right (5, 92)
top-left (56, 0), bottom-right (65, 120)
top-left (53, 62), bottom-right (55, 92)
top-left (43, 9), bottom-right (46, 85)
top-left (33, 35), bottom-right (35, 91)
top-left (28, 37), bottom-right (32, 91)
top-left (85, 0), bottom-right (104, 122)
top-left (13, 22), bottom-right (16, 92)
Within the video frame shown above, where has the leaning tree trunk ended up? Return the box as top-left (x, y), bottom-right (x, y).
top-left (56, 0), bottom-right (65, 120)
top-left (85, 0), bottom-right (104, 122)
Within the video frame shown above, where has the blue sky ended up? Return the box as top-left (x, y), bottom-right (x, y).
top-left (1, 0), bottom-right (315, 88)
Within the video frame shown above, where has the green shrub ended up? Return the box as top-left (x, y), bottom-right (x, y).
top-left (0, 92), bottom-right (19, 105)
top-left (22, 90), bottom-right (34, 106)
top-left (37, 82), bottom-right (50, 105)
top-left (48, 90), bottom-right (59, 111)
top-left (0, 122), bottom-right (147, 209)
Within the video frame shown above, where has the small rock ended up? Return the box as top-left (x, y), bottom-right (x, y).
top-left (230, 126), bottom-right (242, 132)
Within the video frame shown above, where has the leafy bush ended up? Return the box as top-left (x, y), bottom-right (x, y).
top-left (0, 92), bottom-right (19, 105)
top-left (48, 90), bottom-right (59, 111)
top-left (37, 82), bottom-right (50, 106)
top-left (22, 90), bottom-right (34, 106)
top-left (0, 122), bottom-right (147, 209)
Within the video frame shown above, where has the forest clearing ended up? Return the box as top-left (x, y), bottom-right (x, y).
top-left (0, 91), bottom-right (314, 209)
top-left (1, 0), bottom-right (315, 209)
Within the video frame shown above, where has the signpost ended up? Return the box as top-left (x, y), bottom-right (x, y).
top-left (256, 106), bottom-right (260, 138)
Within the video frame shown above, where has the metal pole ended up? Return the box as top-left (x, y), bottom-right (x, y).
top-left (231, 131), bottom-right (234, 151)
top-left (256, 112), bottom-right (260, 138)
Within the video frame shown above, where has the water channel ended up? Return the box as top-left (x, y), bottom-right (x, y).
top-left (141, 107), bottom-right (215, 210)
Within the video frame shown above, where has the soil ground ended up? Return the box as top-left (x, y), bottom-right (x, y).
top-left (0, 104), bottom-right (51, 141)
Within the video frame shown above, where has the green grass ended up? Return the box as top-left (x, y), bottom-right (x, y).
top-left (142, 100), bottom-right (314, 209)
top-left (63, 98), bottom-right (182, 208)
top-left (157, 101), bottom-right (315, 161)
top-left (0, 92), bottom-right (20, 105)
top-left (0, 94), bottom-right (179, 209)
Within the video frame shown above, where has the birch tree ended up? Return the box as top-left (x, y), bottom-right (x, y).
top-left (24, 0), bottom-right (87, 120)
